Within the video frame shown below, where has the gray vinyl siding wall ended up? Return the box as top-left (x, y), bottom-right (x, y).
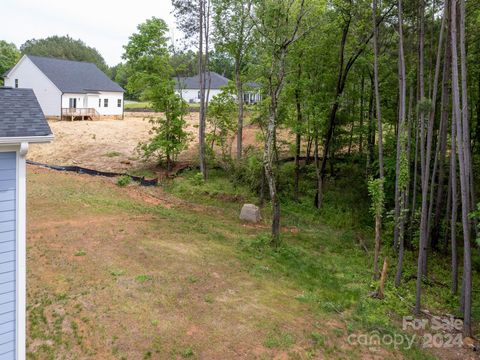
top-left (0, 152), bottom-right (16, 359)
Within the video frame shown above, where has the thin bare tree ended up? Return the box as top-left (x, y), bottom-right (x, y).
top-left (394, 0), bottom-right (407, 287)
top-left (451, 0), bottom-right (472, 337)
top-left (372, 0), bottom-right (385, 280)
top-left (255, 0), bottom-right (308, 246)
top-left (415, 0), bottom-right (446, 314)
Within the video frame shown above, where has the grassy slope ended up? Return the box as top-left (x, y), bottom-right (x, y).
top-left (165, 165), bottom-right (480, 358)
top-left (26, 164), bottom-right (472, 359)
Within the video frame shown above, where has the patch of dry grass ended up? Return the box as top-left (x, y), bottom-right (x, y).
top-left (25, 168), bottom-right (341, 359)
top-left (26, 166), bottom-right (440, 359)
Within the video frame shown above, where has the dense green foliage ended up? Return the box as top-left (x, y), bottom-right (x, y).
top-left (207, 88), bottom-right (237, 160)
top-left (124, 18), bottom-right (189, 169)
top-left (0, 41), bottom-right (20, 85)
top-left (167, 0), bottom-right (480, 341)
top-left (20, 35), bottom-right (108, 72)
top-left (170, 50), bottom-right (235, 79)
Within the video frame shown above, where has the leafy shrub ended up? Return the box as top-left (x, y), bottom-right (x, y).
top-left (117, 175), bottom-right (131, 187)
top-left (206, 89), bottom-right (237, 160)
top-left (191, 172), bottom-right (205, 186)
top-left (228, 150), bottom-right (264, 194)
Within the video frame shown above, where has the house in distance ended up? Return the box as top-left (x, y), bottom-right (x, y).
top-left (175, 71), bottom-right (262, 105)
top-left (3, 55), bottom-right (124, 121)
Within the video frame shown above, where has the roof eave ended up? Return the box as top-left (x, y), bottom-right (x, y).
top-left (0, 134), bottom-right (54, 145)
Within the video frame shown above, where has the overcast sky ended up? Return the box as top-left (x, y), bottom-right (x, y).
top-left (2, 0), bottom-right (178, 66)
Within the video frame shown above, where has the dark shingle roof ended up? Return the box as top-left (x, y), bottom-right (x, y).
top-left (175, 72), bottom-right (261, 90)
top-left (175, 72), bottom-right (230, 90)
top-left (245, 81), bottom-right (261, 89)
top-left (26, 55), bottom-right (124, 93)
top-left (0, 87), bottom-right (52, 138)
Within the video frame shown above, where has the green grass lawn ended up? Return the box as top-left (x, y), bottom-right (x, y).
top-left (124, 101), bottom-right (152, 110)
top-left (25, 164), bottom-right (475, 359)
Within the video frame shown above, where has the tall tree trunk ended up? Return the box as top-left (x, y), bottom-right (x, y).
top-left (294, 64), bottom-right (303, 202)
top-left (235, 62), bottom-right (244, 160)
top-left (263, 0), bottom-right (306, 245)
top-left (372, 0), bottom-right (385, 280)
top-left (459, 0), bottom-right (473, 218)
top-left (264, 103), bottom-right (281, 246)
top-left (259, 166), bottom-right (266, 205)
top-left (426, 0), bottom-right (448, 250)
top-left (359, 73), bottom-right (365, 154)
top-left (416, 0), bottom-right (445, 313)
top-left (459, 0), bottom-right (477, 242)
top-left (204, 0), bottom-right (212, 111)
top-left (330, 126), bottom-right (336, 177)
top-left (366, 73), bottom-right (375, 175)
top-left (317, 15), bottom-right (351, 209)
top-left (451, 0), bottom-right (472, 336)
top-left (432, 32), bottom-right (452, 247)
top-left (451, 106), bottom-right (458, 295)
top-left (476, 73), bottom-right (480, 149)
top-left (234, 1), bottom-right (251, 161)
top-left (418, 0), bottom-right (428, 278)
top-left (443, 161), bottom-right (452, 253)
top-left (314, 131), bottom-right (321, 209)
top-left (198, 0), bottom-right (207, 180)
top-left (372, 0), bottom-right (384, 182)
top-left (395, 0), bottom-right (407, 287)
top-left (306, 135), bottom-right (312, 164)
top-left (410, 85), bottom-right (420, 244)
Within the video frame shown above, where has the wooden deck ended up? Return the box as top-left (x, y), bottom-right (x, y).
top-left (61, 108), bottom-right (100, 121)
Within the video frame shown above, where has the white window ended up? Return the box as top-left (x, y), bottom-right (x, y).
top-left (117, 99), bottom-right (122, 108)
top-left (14, 79), bottom-right (18, 88)
top-left (104, 99), bottom-right (109, 107)
top-left (69, 98), bottom-right (77, 108)
top-left (99, 99), bottom-right (101, 107)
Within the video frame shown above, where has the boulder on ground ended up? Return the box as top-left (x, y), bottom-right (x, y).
top-left (239, 204), bottom-right (261, 223)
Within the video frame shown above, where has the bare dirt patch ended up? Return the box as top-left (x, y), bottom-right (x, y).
top-left (29, 113), bottom-right (165, 173)
top-left (28, 112), bottom-right (293, 174)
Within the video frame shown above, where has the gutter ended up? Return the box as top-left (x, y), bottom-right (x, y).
top-left (0, 134), bottom-right (54, 145)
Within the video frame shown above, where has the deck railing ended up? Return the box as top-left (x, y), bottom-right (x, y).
top-left (61, 108), bottom-right (99, 120)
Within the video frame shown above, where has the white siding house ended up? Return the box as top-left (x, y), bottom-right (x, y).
top-left (3, 55), bottom-right (124, 120)
top-left (177, 88), bottom-right (223, 104)
top-left (0, 87), bottom-right (53, 359)
top-left (175, 72), bottom-right (261, 104)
